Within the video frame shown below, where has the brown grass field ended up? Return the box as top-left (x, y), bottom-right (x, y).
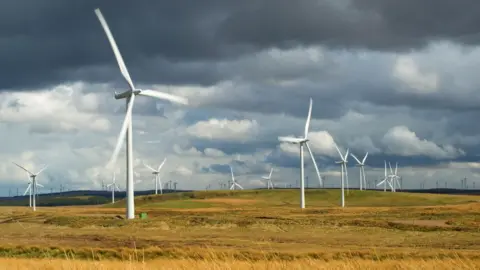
top-left (0, 189), bottom-right (479, 269)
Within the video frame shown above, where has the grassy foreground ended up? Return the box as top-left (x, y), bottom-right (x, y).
top-left (2, 257), bottom-right (479, 269)
top-left (0, 189), bottom-right (479, 269)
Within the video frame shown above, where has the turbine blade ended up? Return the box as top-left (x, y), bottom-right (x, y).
top-left (268, 167), bottom-right (273, 178)
top-left (362, 152), bottom-right (369, 164)
top-left (36, 183), bottom-right (44, 188)
top-left (377, 178), bottom-right (386, 186)
top-left (35, 164), bottom-right (48, 175)
top-left (304, 98), bottom-right (312, 139)
top-left (107, 94), bottom-right (135, 168)
top-left (230, 165), bottom-right (234, 181)
top-left (236, 183), bottom-right (244, 190)
top-left (94, 8), bottom-right (135, 90)
top-left (395, 162), bottom-right (398, 175)
top-left (278, 136), bottom-right (302, 143)
top-left (350, 153), bottom-right (362, 164)
top-left (344, 148), bottom-right (349, 160)
top-left (388, 179), bottom-right (394, 190)
top-left (23, 184), bottom-right (31, 196)
top-left (388, 162), bottom-right (393, 175)
top-left (12, 162), bottom-right (33, 175)
top-left (334, 143), bottom-right (343, 158)
top-left (157, 157), bottom-right (167, 171)
top-left (143, 162), bottom-right (157, 172)
top-left (305, 142), bottom-right (323, 186)
top-left (384, 160), bottom-right (387, 176)
top-left (138, 89), bottom-right (188, 105)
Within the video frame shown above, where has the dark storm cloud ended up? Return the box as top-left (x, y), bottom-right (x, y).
top-left (219, 0), bottom-right (480, 51)
top-left (0, 0), bottom-right (239, 89)
top-left (0, 0), bottom-right (478, 90)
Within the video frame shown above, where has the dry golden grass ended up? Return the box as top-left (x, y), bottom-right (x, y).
top-left (0, 190), bottom-right (478, 268)
top-left (1, 257), bottom-right (480, 270)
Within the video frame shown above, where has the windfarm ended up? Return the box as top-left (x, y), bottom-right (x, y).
top-left (0, 4), bottom-right (480, 270)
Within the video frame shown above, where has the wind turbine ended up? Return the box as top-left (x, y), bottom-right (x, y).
top-left (94, 9), bottom-right (189, 219)
top-left (388, 162), bottom-right (401, 192)
top-left (13, 162), bottom-right (47, 212)
top-left (143, 158), bottom-right (167, 195)
top-left (106, 172), bottom-right (121, 203)
top-left (334, 145), bottom-right (349, 208)
top-left (377, 161), bottom-right (394, 192)
top-left (278, 98), bottom-right (323, 209)
top-left (350, 152), bottom-right (368, 191)
top-left (229, 166), bottom-right (243, 190)
top-left (261, 168), bottom-right (274, 189)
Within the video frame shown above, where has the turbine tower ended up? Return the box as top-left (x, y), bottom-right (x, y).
top-left (13, 162), bottom-right (47, 212)
top-left (229, 166), bottom-right (243, 190)
top-left (106, 172), bottom-right (121, 203)
top-left (262, 168), bottom-right (274, 189)
top-left (350, 152), bottom-right (368, 191)
top-left (278, 98), bottom-right (323, 209)
top-left (94, 9), bottom-right (189, 219)
top-left (143, 158), bottom-right (167, 195)
top-left (334, 145), bottom-right (349, 208)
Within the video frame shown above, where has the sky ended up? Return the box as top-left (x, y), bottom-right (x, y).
top-left (2, 0), bottom-right (480, 196)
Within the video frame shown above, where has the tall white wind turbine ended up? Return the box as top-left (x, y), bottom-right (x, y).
top-left (278, 98), bottom-right (323, 209)
top-left (107, 172), bottom-right (121, 203)
top-left (262, 168), bottom-right (274, 189)
top-left (143, 158), bottom-right (167, 195)
top-left (13, 162), bottom-right (47, 212)
top-left (350, 152), bottom-right (368, 191)
top-left (94, 9), bottom-right (189, 219)
top-left (334, 145), bottom-right (349, 207)
top-left (229, 166), bottom-right (243, 190)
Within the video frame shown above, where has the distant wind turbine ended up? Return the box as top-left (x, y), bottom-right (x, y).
top-left (262, 168), bottom-right (274, 189)
top-left (107, 172), bottom-right (121, 203)
top-left (388, 162), bottom-right (401, 192)
top-left (143, 158), bottom-right (167, 195)
top-left (377, 161), bottom-right (394, 192)
top-left (229, 166), bottom-right (243, 190)
top-left (13, 162), bottom-right (47, 211)
top-left (350, 152), bottom-right (368, 191)
top-left (334, 145), bottom-right (349, 207)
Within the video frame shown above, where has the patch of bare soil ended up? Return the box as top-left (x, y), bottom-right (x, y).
top-left (391, 219), bottom-right (452, 228)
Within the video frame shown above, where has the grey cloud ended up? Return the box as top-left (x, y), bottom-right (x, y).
top-left (1, 1), bottom-right (479, 90)
top-left (219, 0), bottom-right (480, 52)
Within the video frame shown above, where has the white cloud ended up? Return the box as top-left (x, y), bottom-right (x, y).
top-left (172, 166), bottom-right (193, 176)
top-left (392, 56), bottom-right (439, 93)
top-left (186, 118), bottom-right (258, 141)
top-left (382, 125), bottom-right (464, 159)
top-left (0, 82), bottom-right (110, 133)
top-left (279, 131), bottom-right (338, 158)
top-left (204, 148), bottom-right (226, 157)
